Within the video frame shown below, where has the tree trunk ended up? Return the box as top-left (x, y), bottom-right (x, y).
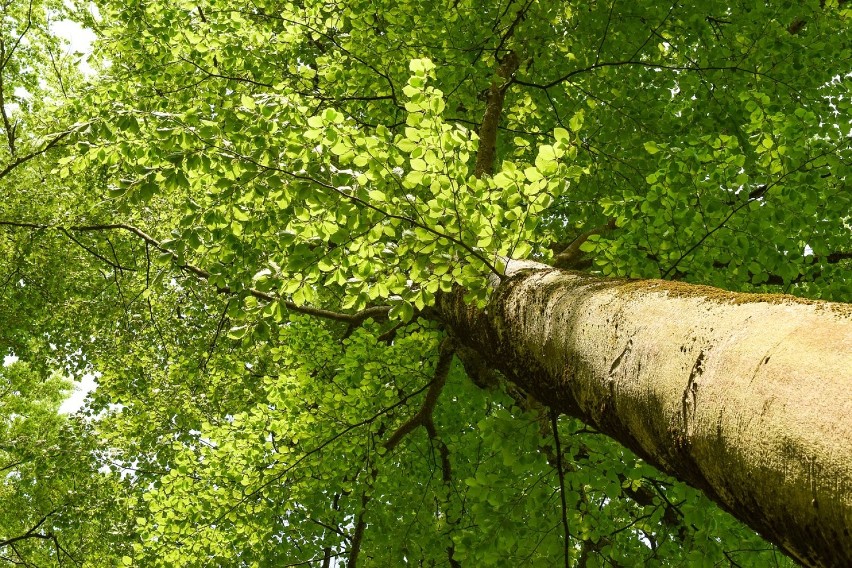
top-left (436, 260), bottom-right (852, 568)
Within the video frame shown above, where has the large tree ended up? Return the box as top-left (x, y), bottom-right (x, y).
top-left (0, 0), bottom-right (850, 566)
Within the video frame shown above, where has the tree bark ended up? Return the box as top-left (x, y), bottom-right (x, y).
top-left (436, 260), bottom-right (852, 568)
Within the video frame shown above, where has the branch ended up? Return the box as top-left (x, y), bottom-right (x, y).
top-left (380, 338), bottom-right (459, 566)
top-left (383, 339), bottom-right (455, 451)
top-left (662, 149), bottom-right (839, 279)
top-left (493, 0), bottom-right (534, 55)
top-left (246, 157), bottom-right (504, 278)
top-left (0, 508), bottom-right (57, 548)
top-left (332, 340), bottom-right (456, 568)
top-left (253, 11), bottom-right (400, 108)
top-left (59, 228), bottom-right (136, 271)
top-left (0, 42), bottom-right (16, 155)
top-left (422, 418), bottom-right (460, 567)
top-left (0, 220), bottom-right (390, 325)
top-left (706, 250), bottom-right (851, 288)
top-left (827, 251), bottom-right (852, 263)
top-left (787, 0), bottom-right (848, 34)
top-left (474, 51), bottom-right (520, 178)
top-left (552, 218), bottom-right (617, 269)
top-left (348, 485), bottom-right (372, 568)
top-left (550, 410), bottom-right (571, 568)
top-left (0, 128), bottom-right (77, 180)
top-left (178, 56), bottom-right (274, 88)
top-left (512, 60), bottom-right (792, 92)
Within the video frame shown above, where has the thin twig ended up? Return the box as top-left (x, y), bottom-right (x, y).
top-left (0, 220), bottom-right (390, 325)
top-left (550, 409), bottom-right (571, 568)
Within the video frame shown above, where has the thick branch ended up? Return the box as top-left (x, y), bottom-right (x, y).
top-left (552, 218), bottom-right (617, 269)
top-left (788, 0), bottom-right (848, 34)
top-left (382, 339), bottom-right (459, 567)
top-left (348, 488), bottom-right (371, 568)
top-left (384, 339), bottom-right (454, 451)
top-left (0, 41), bottom-right (16, 156)
top-left (474, 51), bottom-right (519, 178)
top-left (826, 251), bottom-right (852, 263)
top-left (346, 340), bottom-right (455, 568)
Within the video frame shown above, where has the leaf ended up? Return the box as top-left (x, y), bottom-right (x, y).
top-left (524, 167), bottom-right (543, 182)
top-left (569, 109), bottom-right (584, 131)
top-left (535, 145), bottom-right (558, 175)
top-left (227, 326), bottom-right (248, 340)
top-left (409, 58), bottom-right (435, 75)
top-left (397, 139), bottom-right (418, 153)
top-left (232, 206), bottom-right (250, 221)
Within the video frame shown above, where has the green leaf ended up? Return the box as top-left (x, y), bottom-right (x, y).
top-left (535, 145), bottom-right (558, 174)
top-left (569, 109), bottom-right (584, 131)
top-left (368, 189), bottom-right (386, 202)
top-left (409, 58), bottom-right (436, 75)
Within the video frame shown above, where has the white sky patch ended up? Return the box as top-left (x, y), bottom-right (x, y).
top-left (3, 354), bottom-right (19, 366)
top-left (59, 372), bottom-right (98, 414)
top-left (50, 19), bottom-right (96, 76)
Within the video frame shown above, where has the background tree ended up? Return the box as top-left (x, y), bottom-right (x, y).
top-left (0, 362), bottom-right (131, 566)
top-left (0, 0), bottom-right (849, 566)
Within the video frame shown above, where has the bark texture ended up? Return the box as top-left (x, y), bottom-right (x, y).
top-left (437, 261), bottom-right (852, 568)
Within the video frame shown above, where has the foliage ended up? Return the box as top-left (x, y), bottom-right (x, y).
top-left (0, 362), bottom-right (131, 565)
top-left (0, 0), bottom-right (849, 566)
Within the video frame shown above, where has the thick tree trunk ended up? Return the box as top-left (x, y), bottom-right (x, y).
top-left (437, 260), bottom-right (852, 568)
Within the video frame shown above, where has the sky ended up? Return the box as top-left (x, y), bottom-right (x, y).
top-left (51, 17), bottom-right (97, 76)
top-left (3, 354), bottom-right (97, 414)
top-left (59, 373), bottom-right (98, 414)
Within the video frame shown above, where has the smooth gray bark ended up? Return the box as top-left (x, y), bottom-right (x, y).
top-left (437, 261), bottom-right (852, 568)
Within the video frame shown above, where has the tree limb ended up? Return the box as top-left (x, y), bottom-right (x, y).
top-left (0, 220), bottom-right (390, 325)
top-left (381, 338), bottom-right (459, 566)
top-left (383, 339), bottom-right (455, 451)
top-left (348, 487), bottom-right (372, 568)
top-left (474, 51), bottom-right (520, 178)
top-left (552, 218), bottom-right (617, 269)
top-left (550, 410), bottom-right (571, 568)
top-left (0, 128), bottom-right (77, 180)
top-left (0, 508), bottom-right (57, 548)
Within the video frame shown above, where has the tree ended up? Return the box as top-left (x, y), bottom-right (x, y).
top-left (440, 260), bottom-right (851, 567)
top-left (0, 0), bottom-right (849, 566)
top-left (0, 361), bottom-right (132, 566)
